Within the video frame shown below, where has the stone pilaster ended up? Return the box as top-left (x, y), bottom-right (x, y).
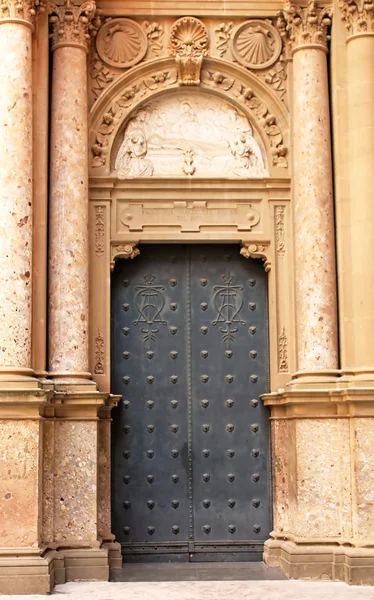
top-left (337, 0), bottom-right (374, 376)
top-left (48, 0), bottom-right (96, 385)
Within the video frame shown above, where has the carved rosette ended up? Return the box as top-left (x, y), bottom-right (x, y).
top-left (277, 1), bottom-right (332, 53)
top-left (231, 20), bottom-right (282, 70)
top-left (169, 16), bottom-right (209, 85)
top-left (49, 0), bottom-right (97, 53)
top-left (111, 243), bottom-right (140, 271)
top-left (0, 0), bottom-right (41, 26)
top-left (96, 18), bottom-right (147, 68)
top-left (339, 0), bottom-right (374, 38)
top-left (240, 242), bottom-right (271, 272)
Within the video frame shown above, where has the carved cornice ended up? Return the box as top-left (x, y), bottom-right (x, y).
top-left (0, 0), bottom-right (42, 28)
top-left (277, 1), bottom-right (332, 53)
top-left (339, 0), bottom-right (374, 39)
top-left (240, 242), bottom-right (271, 272)
top-left (49, 0), bottom-right (97, 53)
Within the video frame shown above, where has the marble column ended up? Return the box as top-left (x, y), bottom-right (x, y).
top-left (279, 1), bottom-right (338, 375)
top-left (0, 0), bottom-right (35, 382)
top-left (49, 0), bottom-right (96, 384)
top-left (339, 0), bottom-right (374, 375)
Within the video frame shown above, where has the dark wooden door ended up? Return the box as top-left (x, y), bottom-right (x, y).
top-left (111, 245), bottom-right (271, 562)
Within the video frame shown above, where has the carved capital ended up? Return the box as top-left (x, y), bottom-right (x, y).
top-left (111, 243), bottom-right (140, 271)
top-left (277, 1), bottom-right (332, 53)
top-left (49, 0), bottom-right (97, 53)
top-left (0, 0), bottom-right (42, 27)
top-left (240, 242), bottom-right (271, 272)
top-left (339, 0), bottom-right (374, 38)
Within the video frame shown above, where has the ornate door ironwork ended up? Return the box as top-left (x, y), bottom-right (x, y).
top-left (111, 245), bottom-right (271, 562)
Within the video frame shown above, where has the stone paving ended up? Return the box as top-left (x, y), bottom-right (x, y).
top-left (7, 580), bottom-right (374, 600)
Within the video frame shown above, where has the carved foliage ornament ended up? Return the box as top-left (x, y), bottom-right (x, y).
top-left (215, 22), bottom-right (234, 57)
top-left (0, 0), bottom-right (41, 24)
top-left (49, 0), bottom-right (97, 51)
top-left (277, 1), bottom-right (332, 52)
top-left (339, 0), bottom-right (374, 37)
top-left (169, 17), bottom-right (209, 85)
top-left (232, 20), bottom-right (282, 70)
top-left (91, 67), bottom-right (288, 170)
top-left (96, 18), bottom-right (147, 68)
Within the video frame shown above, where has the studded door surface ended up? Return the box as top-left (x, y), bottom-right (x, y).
top-left (111, 245), bottom-right (271, 562)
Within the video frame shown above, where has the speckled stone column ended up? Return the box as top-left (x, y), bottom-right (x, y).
top-left (49, 0), bottom-right (96, 384)
top-left (0, 1), bottom-right (35, 382)
top-left (279, 2), bottom-right (338, 373)
top-left (339, 1), bottom-right (374, 375)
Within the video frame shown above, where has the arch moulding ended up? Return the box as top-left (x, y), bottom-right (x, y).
top-left (88, 55), bottom-right (295, 399)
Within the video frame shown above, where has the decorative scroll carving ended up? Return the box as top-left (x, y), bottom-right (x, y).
top-left (240, 242), bottom-right (271, 272)
top-left (0, 0), bottom-right (40, 24)
top-left (339, 0), bottom-right (374, 38)
top-left (143, 21), bottom-right (164, 56)
top-left (263, 55), bottom-right (287, 102)
top-left (277, 1), bottom-right (332, 52)
top-left (94, 330), bottom-right (105, 374)
top-left (91, 52), bottom-right (116, 100)
top-left (215, 22), bottom-right (234, 57)
top-left (278, 327), bottom-right (288, 372)
top-left (111, 243), bottom-right (140, 271)
top-left (94, 206), bottom-right (105, 256)
top-left (96, 18), bottom-right (147, 68)
top-left (212, 274), bottom-right (245, 350)
top-left (231, 20), bottom-right (282, 70)
top-left (49, 0), bottom-right (97, 52)
top-left (275, 206), bottom-right (285, 257)
top-left (169, 17), bottom-right (209, 85)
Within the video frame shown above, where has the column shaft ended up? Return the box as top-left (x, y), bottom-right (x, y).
top-left (0, 22), bottom-right (33, 376)
top-left (49, 46), bottom-right (89, 378)
top-left (293, 47), bottom-right (338, 371)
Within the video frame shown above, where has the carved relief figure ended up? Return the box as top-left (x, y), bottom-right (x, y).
top-left (229, 128), bottom-right (265, 177)
top-left (114, 93), bottom-right (268, 179)
top-left (115, 132), bottom-right (154, 178)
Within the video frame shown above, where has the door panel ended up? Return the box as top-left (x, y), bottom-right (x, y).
top-left (111, 245), bottom-right (271, 562)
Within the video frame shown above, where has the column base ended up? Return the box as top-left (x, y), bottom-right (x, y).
top-left (264, 539), bottom-right (374, 585)
top-left (102, 540), bottom-right (122, 570)
top-left (0, 548), bottom-right (55, 595)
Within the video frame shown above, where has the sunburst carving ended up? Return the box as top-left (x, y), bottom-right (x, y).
top-left (169, 16), bottom-right (209, 57)
top-left (96, 18), bottom-right (147, 69)
top-left (232, 20), bottom-right (281, 70)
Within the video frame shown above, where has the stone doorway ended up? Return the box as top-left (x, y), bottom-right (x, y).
top-left (110, 244), bottom-right (271, 563)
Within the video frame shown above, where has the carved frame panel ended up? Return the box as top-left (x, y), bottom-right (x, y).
top-left (89, 177), bottom-right (295, 394)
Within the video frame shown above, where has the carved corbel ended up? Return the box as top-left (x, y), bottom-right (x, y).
top-left (240, 242), bottom-right (271, 272)
top-left (111, 243), bottom-right (140, 271)
top-left (169, 16), bottom-right (209, 85)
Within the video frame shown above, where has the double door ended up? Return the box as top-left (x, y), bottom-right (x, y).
top-left (111, 245), bottom-right (271, 561)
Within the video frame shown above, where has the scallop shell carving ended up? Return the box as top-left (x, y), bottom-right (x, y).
top-left (231, 20), bottom-right (282, 70)
top-left (96, 18), bottom-right (147, 69)
top-left (169, 16), bottom-right (209, 57)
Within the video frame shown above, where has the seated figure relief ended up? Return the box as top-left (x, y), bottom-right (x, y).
top-left (114, 94), bottom-right (268, 179)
